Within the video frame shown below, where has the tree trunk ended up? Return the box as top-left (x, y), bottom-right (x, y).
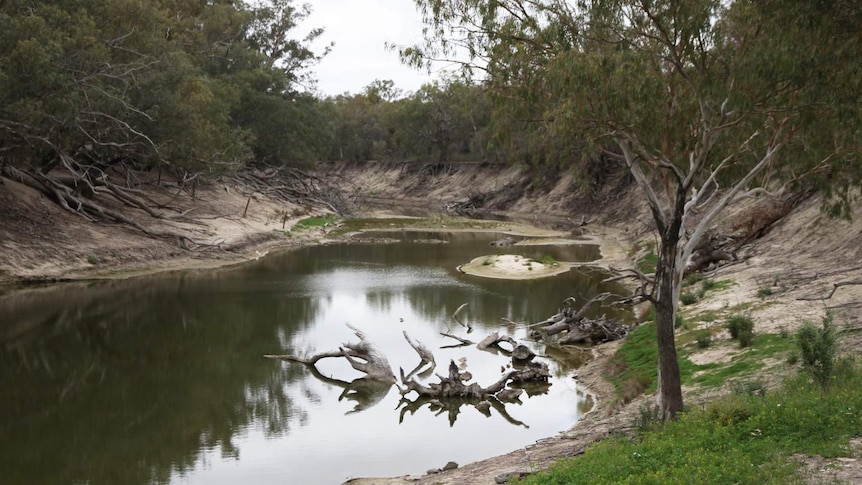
top-left (653, 197), bottom-right (686, 420)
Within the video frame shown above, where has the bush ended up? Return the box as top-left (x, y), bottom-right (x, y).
top-left (796, 316), bottom-right (837, 389)
top-left (696, 330), bottom-right (712, 348)
top-left (680, 292), bottom-right (699, 305)
top-left (727, 314), bottom-right (754, 340)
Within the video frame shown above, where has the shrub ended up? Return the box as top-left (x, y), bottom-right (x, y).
top-left (727, 314), bottom-right (755, 348)
top-left (727, 314), bottom-right (754, 340)
top-left (796, 316), bottom-right (837, 389)
top-left (757, 287), bottom-right (774, 299)
top-left (680, 292), bottom-right (699, 305)
top-left (695, 330), bottom-right (712, 348)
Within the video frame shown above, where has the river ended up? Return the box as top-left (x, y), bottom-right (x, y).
top-left (0, 230), bottom-right (627, 484)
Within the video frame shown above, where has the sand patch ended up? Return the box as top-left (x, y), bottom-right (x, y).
top-left (460, 254), bottom-right (571, 280)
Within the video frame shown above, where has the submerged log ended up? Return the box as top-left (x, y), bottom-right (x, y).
top-left (398, 359), bottom-right (550, 402)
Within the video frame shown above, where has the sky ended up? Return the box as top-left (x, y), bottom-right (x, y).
top-left (304, 0), bottom-right (440, 97)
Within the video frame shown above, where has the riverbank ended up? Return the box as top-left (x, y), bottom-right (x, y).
top-left (3, 162), bottom-right (862, 483)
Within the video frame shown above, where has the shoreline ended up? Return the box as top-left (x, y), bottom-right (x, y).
top-left (0, 211), bottom-right (642, 484)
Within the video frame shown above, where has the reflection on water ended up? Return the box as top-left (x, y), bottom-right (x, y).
top-left (0, 231), bottom-right (627, 485)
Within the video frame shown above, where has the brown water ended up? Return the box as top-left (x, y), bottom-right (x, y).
top-left (0, 231), bottom-right (628, 484)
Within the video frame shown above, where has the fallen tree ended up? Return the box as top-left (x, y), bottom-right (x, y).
top-left (529, 294), bottom-right (629, 345)
top-left (398, 360), bottom-right (550, 401)
top-left (264, 324), bottom-right (396, 383)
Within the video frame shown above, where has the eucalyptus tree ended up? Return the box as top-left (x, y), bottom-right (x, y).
top-left (403, 0), bottom-right (860, 419)
top-left (0, 0), bottom-right (330, 226)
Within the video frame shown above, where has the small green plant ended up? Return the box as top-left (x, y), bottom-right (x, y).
top-left (634, 403), bottom-right (664, 433)
top-left (730, 379), bottom-right (767, 397)
top-left (727, 314), bottom-right (755, 348)
top-left (786, 352), bottom-right (799, 365)
top-left (779, 326), bottom-right (790, 339)
top-left (757, 287), bottom-right (774, 299)
top-left (796, 315), bottom-right (837, 389)
top-left (531, 254), bottom-right (558, 266)
top-left (684, 271), bottom-right (705, 286)
top-left (680, 292), bottom-right (699, 305)
top-left (675, 313), bottom-right (685, 329)
top-left (695, 330), bottom-right (712, 349)
top-left (727, 314), bottom-right (753, 339)
top-left (701, 279), bottom-right (719, 292)
top-left (482, 257), bottom-right (494, 266)
top-left (87, 255), bottom-right (100, 265)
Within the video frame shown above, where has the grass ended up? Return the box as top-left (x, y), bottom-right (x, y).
top-left (517, 359), bottom-right (862, 485)
top-left (610, 313), bottom-right (795, 403)
top-left (333, 216), bottom-right (504, 235)
top-left (290, 215), bottom-right (338, 232)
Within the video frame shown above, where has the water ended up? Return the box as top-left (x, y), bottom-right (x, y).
top-left (0, 231), bottom-right (627, 484)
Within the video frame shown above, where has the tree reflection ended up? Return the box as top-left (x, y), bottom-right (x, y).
top-left (397, 395), bottom-right (529, 428)
top-left (303, 364), bottom-right (394, 414)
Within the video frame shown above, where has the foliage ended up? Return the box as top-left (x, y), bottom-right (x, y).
top-left (406, 0), bottom-right (861, 420)
top-left (0, 0), bottom-right (330, 175)
top-left (695, 331), bottom-right (712, 349)
top-left (517, 361), bottom-right (862, 484)
top-left (796, 316), bottom-right (837, 389)
top-left (727, 315), bottom-right (754, 341)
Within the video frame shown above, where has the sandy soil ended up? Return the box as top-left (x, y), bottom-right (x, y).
top-left (3, 163), bottom-right (861, 484)
top-left (460, 254), bottom-right (573, 279)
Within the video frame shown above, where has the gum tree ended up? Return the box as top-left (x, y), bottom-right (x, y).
top-left (402, 0), bottom-right (860, 419)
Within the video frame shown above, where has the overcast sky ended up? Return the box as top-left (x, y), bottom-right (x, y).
top-left (304, 0), bottom-right (439, 97)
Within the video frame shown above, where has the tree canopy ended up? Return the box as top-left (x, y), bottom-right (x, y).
top-left (0, 0), bottom-right (329, 174)
top-left (402, 0), bottom-right (861, 418)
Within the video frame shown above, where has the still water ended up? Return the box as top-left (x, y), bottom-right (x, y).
top-left (0, 231), bottom-right (627, 484)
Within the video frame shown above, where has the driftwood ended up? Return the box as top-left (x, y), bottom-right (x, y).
top-left (530, 294), bottom-right (629, 345)
top-left (451, 302), bottom-right (472, 331)
top-left (440, 331), bottom-right (474, 347)
top-left (402, 330), bottom-right (437, 380)
top-left (398, 360), bottom-right (550, 402)
top-left (265, 324), bottom-right (395, 383)
top-left (477, 332), bottom-right (517, 352)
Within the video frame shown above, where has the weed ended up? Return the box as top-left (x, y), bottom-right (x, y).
top-left (797, 315), bottom-right (837, 389)
top-left (86, 255), bottom-right (99, 265)
top-left (730, 379), bottom-right (767, 397)
top-left (531, 254), bottom-right (558, 266)
top-left (681, 292), bottom-right (699, 305)
top-left (634, 403), bottom-right (664, 433)
top-left (757, 287), bottom-right (774, 299)
top-left (684, 272), bottom-right (706, 286)
top-left (727, 314), bottom-right (754, 340)
top-left (695, 330), bottom-right (712, 349)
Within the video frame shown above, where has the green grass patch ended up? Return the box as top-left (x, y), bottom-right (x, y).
top-left (757, 287), bottom-right (774, 299)
top-left (290, 215), bottom-right (338, 232)
top-left (335, 216), bottom-right (504, 234)
top-left (518, 361), bottom-right (862, 485)
top-left (530, 254), bottom-right (558, 266)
